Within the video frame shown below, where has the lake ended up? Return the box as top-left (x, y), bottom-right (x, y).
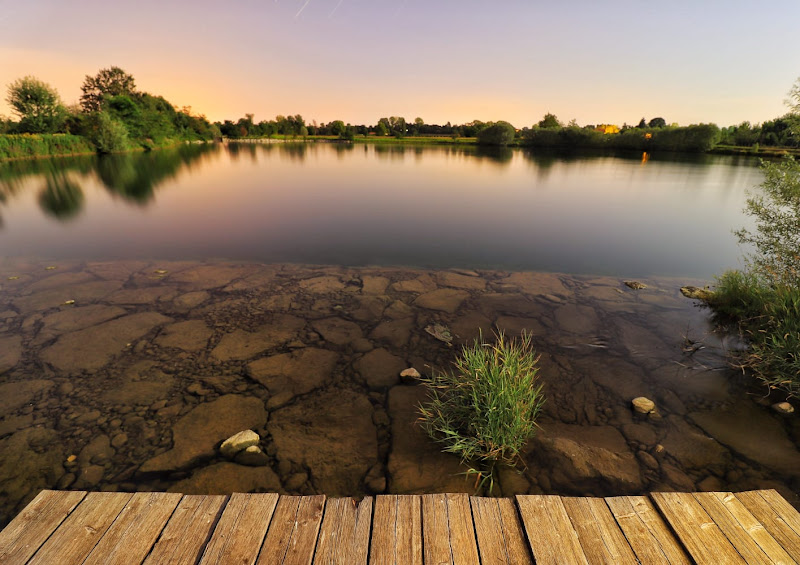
top-left (2, 143), bottom-right (799, 527)
top-left (0, 142), bottom-right (763, 277)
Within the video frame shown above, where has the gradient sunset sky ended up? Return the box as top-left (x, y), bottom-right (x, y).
top-left (2, 0), bottom-right (799, 128)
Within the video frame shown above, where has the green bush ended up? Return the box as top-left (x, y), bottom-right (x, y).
top-left (710, 157), bottom-right (800, 396)
top-left (476, 121), bottom-right (516, 146)
top-left (91, 112), bottom-right (130, 154)
top-left (418, 330), bottom-right (545, 491)
top-left (0, 133), bottom-right (94, 160)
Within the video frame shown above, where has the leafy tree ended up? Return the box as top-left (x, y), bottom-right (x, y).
top-left (787, 77), bottom-right (800, 136)
top-left (80, 67), bottom-right (136, 113)
top-left (329, 120), bottom-right (346, 136)
top-left (5, 76), bottom-right (66, 133)
top-left (648, 117), bottom-right (667, 128)
top-left (537, 113), bottom-right (561, 129)
top-left (476, 121), bottom-right (516, 146)
top-left (636, 117), bottom-right (647, 128)
top-left (90, 111), bottom-right (130, 153)
top-left (376, 119), bottom-right (389, 136)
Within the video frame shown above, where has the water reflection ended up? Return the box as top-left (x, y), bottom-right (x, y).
top-left (38, 171), bottom-right (84, 220)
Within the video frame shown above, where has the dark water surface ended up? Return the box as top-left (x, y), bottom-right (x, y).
top-left (0, 143), bottom-right (763, 278)
top-left (1, 145), bottom-right (798, 527)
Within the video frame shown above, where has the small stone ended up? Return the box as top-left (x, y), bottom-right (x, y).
top-left (220, 430), bottom-right (260, 459)
top-left (284, 472), bottom-right (308, 491)
top-left (772, 402), bottom-right (794, 415)
top-left (234, 445), bottom-right (269, 467)
top-left (680, 286), bottom-right (714, 301)
top-left (187, 383), bottom-right (212, 396)
top-left (111, 433), bottom-right (128, 448)
top-left (80, 465), bottom-right (105, 486)
top-left (400, 368), bottom-right (421, 383)
top-left (636, 450), bottom-right (659, 471)
top-left (624, 281), bottom-right (647, 290)
top-left (632, 397), bottom-right (656, 414)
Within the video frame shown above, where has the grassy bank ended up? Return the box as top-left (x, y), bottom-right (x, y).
top-left (710, 144), bottom-right (800, 157)
top-left (0, 134), bottom-right (96, 160)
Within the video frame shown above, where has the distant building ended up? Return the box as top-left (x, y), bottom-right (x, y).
top-left (595, 124), bottom-right (620, 134)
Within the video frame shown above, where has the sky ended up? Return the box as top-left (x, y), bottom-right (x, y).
top-left (1, 0), bottom-right (799, 128)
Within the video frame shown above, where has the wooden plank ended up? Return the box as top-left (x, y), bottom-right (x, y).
top-left (28, 492), bottom-right (133, 565)
top-left (696, 492), bottom-right (793, 565)
top-left (515, 495), bottom-right (589, 565)
top-left (83, 492), bottom-right (182, 565)
top-left (562, 497), bottom-right (638, 565)
top-left (736, 490), bottom-right (800, 562)
top-left (369, 495), bottom-right (422, 565)
top-left (651, 491), bottom-right (747, 564)
top-left (200, 492), bottom-right (279, 565)
top-left (470, 497), bottom-right (533, 564)
top-left (605, 496), bottom-right (691, 564)
top-left (0, 490), bottom-right (86, 564)
top-left (144, 495), bottom-right (227, 565)
top-left (313, 497), bottom-right (372, 564)
top-left (444, 493), bottom-right (480, 564)
top-left (256, 495), bottom-right (325, 565)
top-left (422, 494), bottom-right (452, 565)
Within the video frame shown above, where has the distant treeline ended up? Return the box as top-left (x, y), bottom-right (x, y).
top-left (1, 67), bottom-right (218, 159)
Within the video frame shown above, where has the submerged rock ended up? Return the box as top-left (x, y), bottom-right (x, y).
top-left (234, 445), bottom-right (269, 467)
top-left (139, 395), bottom-right (267, 473)
top-left (624, 281), bottom-right (647, 290)
top-left (680, 286), bottom-right (714, 301)
top-left (168, 462), bottom-right (282, 495)
top-left (772, 402), bottom-right (794, 416)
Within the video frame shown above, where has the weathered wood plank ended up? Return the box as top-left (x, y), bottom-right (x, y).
top-left (200, 492), bottom-right (278, 565)
top-left (27, 492), bottom-right (132, 565)
top-left (695, 492), bottom-right (793, 565)
top-left (0, 490), bottom-right (86, 565)
top-left (256, 495), bottom-right (325, 565)
top-left (421, 493), bottom-right (480, 565)
top-left (369, 495), bottom-right (422, 565)
top-left (144, 495), bottom-right (227, 565)
top-left (470, 496), bottom-right (533, 564)
top-left (313, 497), bottom-right (372, 564)
top-left (562, 497), bottom-right (638, 564)
top-left (651, 491), bottom-right (747, 564)
top-left (83, 491), bottom-right (182, 565)
top-left (516, 495), bottom-right (589, 565)
top-left (736, 490), bottom-right (800, 562)
top-left (605, 496), bottom-right (691, 564)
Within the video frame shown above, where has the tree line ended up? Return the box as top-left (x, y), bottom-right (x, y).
top-left (3, 70), bottom-right (799, 156)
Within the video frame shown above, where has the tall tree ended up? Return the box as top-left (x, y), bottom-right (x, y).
top-left (80, 67), bottom-right (136, 113)
top-left (5, 76), bottom-right (66, 133)
top-left (648, 117), bottom-right (667, 128)
top-left (788, 77), bottom-right (800, 135)
top-left (537, 113), bottom-right (561, 129)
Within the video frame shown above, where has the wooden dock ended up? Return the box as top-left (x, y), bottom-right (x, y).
top-left (1, 489), bottom-right (799, 564)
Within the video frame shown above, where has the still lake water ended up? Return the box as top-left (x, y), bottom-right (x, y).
top-left (0, 142), bottom-right (763, 277)
top-left (3, 143), bottom-right (800, 528)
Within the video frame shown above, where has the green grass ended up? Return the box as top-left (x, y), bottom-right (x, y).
top-left (711, 271), bottom-right (800, 397)
top-left (0, 134), bottom-right (95, 160)
top-left (417, 330), bottom-right (545, 492)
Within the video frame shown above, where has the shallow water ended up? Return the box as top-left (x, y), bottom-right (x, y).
top-left (1, 258), bottom-right (798, 525)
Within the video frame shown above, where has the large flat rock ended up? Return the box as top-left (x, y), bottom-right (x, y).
top-left (40, 312), bottom-right (172, 371)
top-left (690, 403), bottom-right (800, 476)
top-left (139, 395), bottom-right (267, 473)
top-left (0, 335), bottom-right (23, 373)
top-left (36, 304), bottom-right (127, 343)
top-left (502, 272), bottom-right (569, 297)
top-left (168, 462), bottom-right (282, 495)
top-left (0, 380), bottom-right (54, 413)
top-left (386, 386), bottom-right (472, 494)
top-left (354, 348), bottom-right (405, 390)
top-left (269, 389), bottom-right (377, 495)
top-left (529, 422), bottom-right (644, 492)
top-left (211, 315), bottom-right (305, 361)
top-left (156, 320), bottom-right (214, 351)
top-left (13, 281), bottom-right (122, 313)
top-left (247, 348), bottom-right (339, 408)
top-left (311, 317), bottom-right (362, 346)
top-left (413, 289), bottom-right (469, 314)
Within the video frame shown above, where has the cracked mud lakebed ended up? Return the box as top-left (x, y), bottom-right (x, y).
top-left (1, 258), bottom-right (799, 525)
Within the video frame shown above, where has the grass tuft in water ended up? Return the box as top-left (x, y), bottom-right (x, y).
top-left (417, 330), bottom-right (545, 493)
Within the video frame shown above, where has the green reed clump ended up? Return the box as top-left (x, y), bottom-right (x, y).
top-left (418, 330), bottom-right (545, 492)
top-left (711, 271), bottom-right (800, 397)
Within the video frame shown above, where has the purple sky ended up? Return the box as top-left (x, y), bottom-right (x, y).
top-left (2, 0), bottom-right (799, 127)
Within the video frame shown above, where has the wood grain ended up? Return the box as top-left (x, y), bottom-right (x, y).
top-left (200, 492), bottom-right (278, 565)
top-left (605, 495), bottom-right (691, 564)
top-left (651, 491), bottom-right (746, 564)
top-left (470, 496), bottom-right (533, 564)
top-left (144, 495), bottom-right (227, 565)
top-left (736, 490), bottom-right (800, 563)
top-left (562, 497), bottom-right (638, 564)
top-left (0, 490), bottom-right (86, 565)
top-left (256, 495), bottom-right (325, 565)
top-left (369, 495), bottom-right (422, 565)
top-left (516, 495), bottom-right (589, 565)
top-left (28, 492), bottom-right (132, 565)
top-left (313, 497), bottom-right (372, 564)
